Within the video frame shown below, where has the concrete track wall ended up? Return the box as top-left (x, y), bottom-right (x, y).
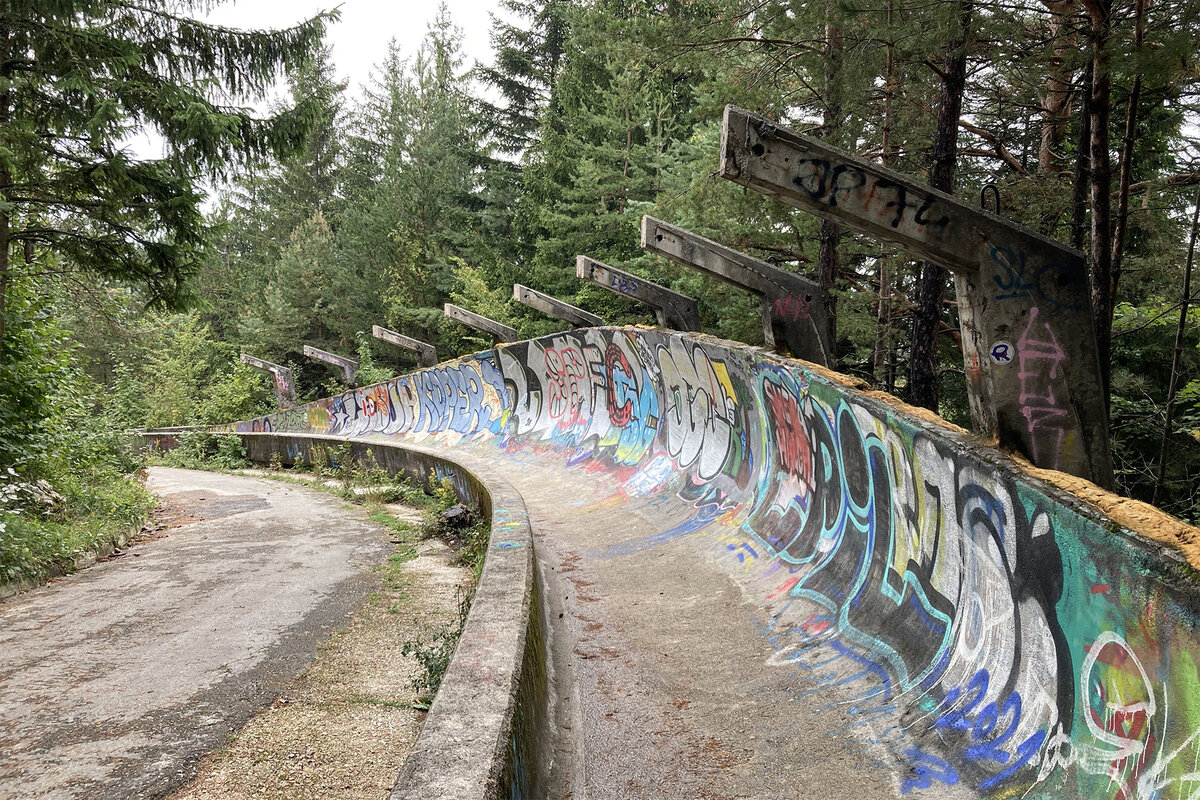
top-left (221, 328), bottom-right (1200, 799)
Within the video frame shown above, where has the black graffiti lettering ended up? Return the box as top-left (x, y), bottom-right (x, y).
top-left (828, 164), bottom-right (867, 207)
top-left (914, 194), bottom-right (950, 229)
top-left (876, 179), bottom-right (918, 228)
top-left (793, 158), bottom-right (830, 201)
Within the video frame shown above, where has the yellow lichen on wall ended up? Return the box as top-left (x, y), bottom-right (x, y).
top-left (1013, 453), bottom-right (1200, 572)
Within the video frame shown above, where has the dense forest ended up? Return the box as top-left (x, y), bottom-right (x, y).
top-left (2, 0), bottom-right (1199, 580)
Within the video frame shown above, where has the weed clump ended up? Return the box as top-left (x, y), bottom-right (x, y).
top-left (402, 587), bottom-right (473, 698)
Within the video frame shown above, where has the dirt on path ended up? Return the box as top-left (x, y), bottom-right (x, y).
top-left (168, 534), bottom-right (471, 800)
top-left (0, 467), bottom-right (471, 800)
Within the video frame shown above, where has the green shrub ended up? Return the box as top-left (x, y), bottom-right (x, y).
top-left (159, 431), bottom-right (247, 470)
top-left (0, 464), bottom-right (153, 584)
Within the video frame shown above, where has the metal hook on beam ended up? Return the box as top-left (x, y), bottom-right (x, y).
top-left (980, 184), bottom-right (1000, 215)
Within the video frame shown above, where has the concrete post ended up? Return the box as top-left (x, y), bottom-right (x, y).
top-left (239, 354), bottom-right (298, 410)
top-left (575, 255), bottom-right (700, 332)
top-left (444, 304), bottom-right (518, 344)
top-left (371, 325), bottom-right (439, 368)
top-left (719, 104), bottom-right (1113, 487)
top-left (302, 345), bottom-right (359, 384)
top-left (641, 215), bottom-right (831, 366)
top-left (513, 284), bottom-right (605, 328)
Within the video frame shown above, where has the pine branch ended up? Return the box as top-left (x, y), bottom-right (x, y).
top-left (957, 117), bottom-right (1031, 177)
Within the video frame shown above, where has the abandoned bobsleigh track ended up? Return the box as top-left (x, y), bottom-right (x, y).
top-left (154, 327), bottom-right (1200, 799)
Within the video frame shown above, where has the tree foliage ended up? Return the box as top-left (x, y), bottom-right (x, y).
top-left (9, 0), bottom-right (1200, 528)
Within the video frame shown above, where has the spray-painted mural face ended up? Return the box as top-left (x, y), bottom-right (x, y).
top-left (229, 328), bottom-right (1200, 799)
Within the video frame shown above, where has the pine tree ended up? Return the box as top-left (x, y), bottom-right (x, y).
top-left (0, 0), bottom-right (332, 346)
top-left (337, 12), bottom-right (490, 353)
top-left (521, 0), bottom-right (709, 299)
top-left (241, 46), bottom-right (347, 260)
top-left (476, 0), bottom-right (571, 158)
top-left (206, 44), bottom-right (348, 343)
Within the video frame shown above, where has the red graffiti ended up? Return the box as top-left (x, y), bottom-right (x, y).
top-left (604, 343), bottom-right (634, 427)
top-left (767, 575), bottom-right (801, 600)
top-left (774, 294), bottom-right (811, 322)
top-left (764, 380), bottom-right (812, 491)
top-left (361, 384), bottom-right (389, 417)
top-left (545, 344), bottom-right (588, 427)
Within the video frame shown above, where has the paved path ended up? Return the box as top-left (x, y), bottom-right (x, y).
top-left (0, 468), bottom-right (391, 800)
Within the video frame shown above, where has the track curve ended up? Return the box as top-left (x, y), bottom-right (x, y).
top-left (213, 327), bottom-right (1200, 799)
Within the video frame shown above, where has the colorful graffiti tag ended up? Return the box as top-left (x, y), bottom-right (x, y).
top-left (229, 328), bottom-right (1200, 799)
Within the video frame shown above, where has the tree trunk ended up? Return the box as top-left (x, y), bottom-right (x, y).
top-left (1110, 0), bottom-right (1147, 302)
top-left (872, 249), bottom-right (892, 383)
top-left (817, 13), bottom-right (843, 365)
top-left (1085, 0), bottom-right (1114, 406)
top-left (1069, 54), bottom-right (1093, 250)
top-left (1039, 0), bottom-right (1081, 174)
top-left (909, 2), bottom-right (972, 412)
top-left (1152, 187), bottom-right (1200, 506)
top-left (0, 2), bottom-right (11, 350)
top-left (0, 207), bottom-right (9, 351)
top-left (872, 0), bottom-right (898, 385)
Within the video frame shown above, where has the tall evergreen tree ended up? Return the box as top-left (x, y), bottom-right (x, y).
top-left (210, 44), bottom-right (348, 343)
top-left (477, 0), bottom-right (571, 158)
top-left (0, 0), bottom-right (332, 346)
top-left (337, 11), bottom-right (489, 352)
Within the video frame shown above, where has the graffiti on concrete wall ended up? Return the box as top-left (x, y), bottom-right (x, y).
top-left (230, 328), bottom-right (1200, 799)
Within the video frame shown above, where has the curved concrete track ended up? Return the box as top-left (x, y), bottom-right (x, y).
top-left (202, 327), bottom-right (1200, 800)
top-left (0, 468), bottom-right (392, 800)
top-left (437, 446), bottom-right (913, 800)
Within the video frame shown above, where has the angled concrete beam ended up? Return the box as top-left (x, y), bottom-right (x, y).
top-left (720, 104), bottom-right (1112, 487)
top-left (372, 325), bottom-right (439, 368)
top-left (513, 284), bottom-right (605, 328)
top-left (641, 215), bottom-right (830, 365)
top-left (302, 345), bottom-right (358, 384)
top-left (239, 354), bottom-right (298, 410)
top-left (575, 255), bottom-right (700, 332)
top-left (444, 303), bottom-right (518, 344)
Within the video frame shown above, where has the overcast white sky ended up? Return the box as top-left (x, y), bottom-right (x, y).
top-left (128, 0), bottom-right (505, 158)
top-left (204, 0), bottom-right (504, 98)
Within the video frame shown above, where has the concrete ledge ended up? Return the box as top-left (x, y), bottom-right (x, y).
top-left (0, 520), bottom-right (143, 602)
top-left (222, 432), bottom-right (539, 800)
top-left (444, 304), bottom-right (518, 344)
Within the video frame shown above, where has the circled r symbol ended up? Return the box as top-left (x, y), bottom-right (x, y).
top-left (989, 341), bottom-right (1014, 365)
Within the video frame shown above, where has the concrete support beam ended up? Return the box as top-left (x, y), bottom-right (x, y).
top-left (513, 284), bottom-right (605, 328)
top-left (719, 104), bottom-right (1113, 487)
top-left (641, 215), bottom-right (830, 365)
top-left (372, 325), bottom-right (439, 368)
top-left (444, 304), bottom-right (518, 344)
top-left (575, 255), bottom-right (700, 332)
top-left (239, 354), bottom-right (298, 410)
top-left (302, 345), bottom-right (358, 384)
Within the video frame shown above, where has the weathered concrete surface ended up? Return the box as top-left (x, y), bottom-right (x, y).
top-left (506, 455), bottom-right (922, 800)
top-left (373, 325), bottom-right (438, 368)
top-left (303, 344), bottom-right (359, 384)
top-left (220, 327), bottom-right (1200, 800)
top-left (0, 468), bottom-right (391, 800)
top-left (513, 284), bottom-right (604, 328)
top-left (238, 354), bottom-right (298, 410)
top-left (444, 303), bottom-right (518, 343)
top-left (641, 215), bottom-right (831, 366)
top-left (719, 105), bottom-right (1113, 488)
top-left (576, 255), bottom-right (700, 332)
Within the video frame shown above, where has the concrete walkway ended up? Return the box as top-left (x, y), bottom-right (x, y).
top-left (0, 468), bottom-right (392, 800)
